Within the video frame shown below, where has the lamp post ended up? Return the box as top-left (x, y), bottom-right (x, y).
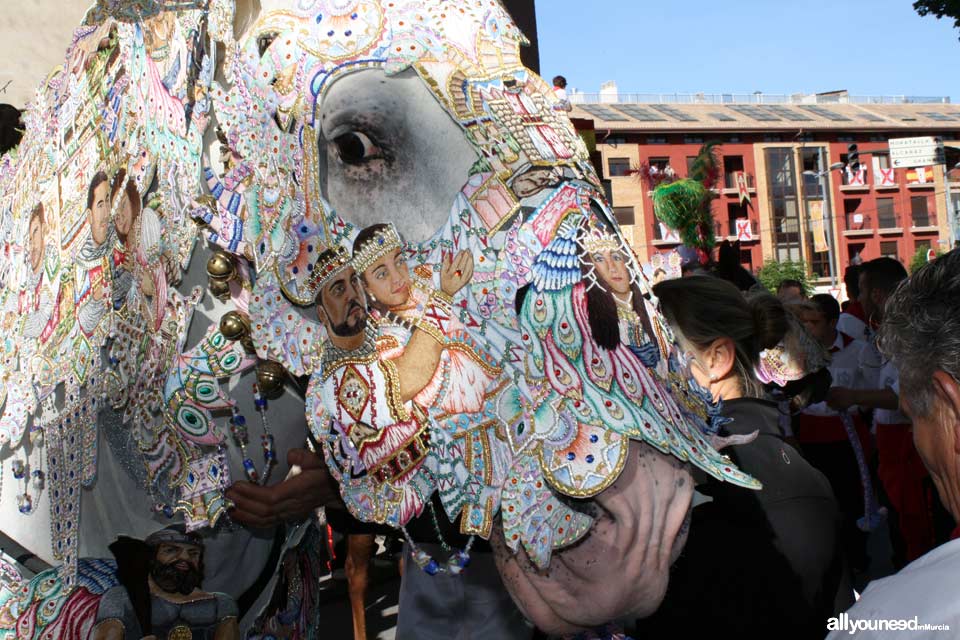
top-left (803, 155), bottom-right (846, 288)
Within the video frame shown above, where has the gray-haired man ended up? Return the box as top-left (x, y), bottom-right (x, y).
top-left (826, 249), bottom-right (960, 637)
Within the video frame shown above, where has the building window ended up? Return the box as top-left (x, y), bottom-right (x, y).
top-left (765, 148), bottom-right (803, 263)
top-left (647, 137), bottom-right (667, 144)
top-left (911, 195), bottom-right (931, 227)
top-left (801, 148), bottom-right (824, 198)
top-left (877, 198), bottom-right (898, 228)
top-left (880, 241), bottom-right (899, 259)
top-left (605, 136), bottom-right (626, 146)
top-left (843, 198), bottom-right (864, 228)
top-left (723, 155), bottom-right (745, 189)
top-left (683, 136), bottom-right (704, 145)
top-left (608, 157), bottom-right (632, 178)
top-left (649, 156), bottom-right (671, 173)
top-left (686, 156), bottom-right (698, 176)
top-left (848, 242), bottom-right (865, 264)
top-left (874, 153), bottom-right (891, 170)
top-left (726, 202), bottom-right (749, 236)
top-left (613, 207), bottom-right (635, 226)
top-left (915, 239), bottom-right (932, 258)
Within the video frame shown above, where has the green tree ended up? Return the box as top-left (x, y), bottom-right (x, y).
top-left (909, 247), bottom-right (941, 273)
top-left (914, 0), bottom-right (960, 38)
top-left (756, 259), bottom-right (813, 295)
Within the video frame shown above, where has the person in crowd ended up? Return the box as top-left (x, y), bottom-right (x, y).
top-left (796, 294), bottom-right (875, 573)
top-left (826, 250), bottom-right (960, 637)
top-left (837, 264), bottom-right (868, 340)
top-left (551, 75), bottom-right (572, 112)
top-left (637, 275), bottom-right (852, 639)
top-left (712, 240), bottom-right (758, 292)
top-left (776, 278), bottom-right (805, 302)
top-left (828, 257), bottom-right (945, 567)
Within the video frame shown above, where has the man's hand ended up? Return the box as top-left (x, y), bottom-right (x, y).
top-left (224, 448), bottom-right (342, 529)
top-left (826, 387), bottom-right (858, 411)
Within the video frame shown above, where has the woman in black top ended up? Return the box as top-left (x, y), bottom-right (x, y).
top-left (636, 276), bottom-right (852, 639)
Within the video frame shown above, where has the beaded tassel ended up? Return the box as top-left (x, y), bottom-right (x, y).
top-left (253, 384), bottom-right (276, 485)
top-left (400, 501), bottom-right (476, 577)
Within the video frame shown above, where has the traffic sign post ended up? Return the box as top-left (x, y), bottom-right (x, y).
top-left (888, 136), bottom-right (945, 169)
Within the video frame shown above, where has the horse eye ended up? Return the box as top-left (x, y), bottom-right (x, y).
top-left (333, 131), bottom-right (382, 165)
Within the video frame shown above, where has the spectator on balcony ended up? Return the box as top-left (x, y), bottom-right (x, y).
top-left (837, 265), bottom-right (868, 340)
top-left (777, 278), bottom-right (806, 303)
top-left (551, 75), bottom-right (572, 112)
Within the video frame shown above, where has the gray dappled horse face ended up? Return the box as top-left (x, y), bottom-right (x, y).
top-left (312, 62), bottom-right (695, 638)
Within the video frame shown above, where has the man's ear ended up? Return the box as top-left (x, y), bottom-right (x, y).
top-left (932, 371), bottom-right (960, 455)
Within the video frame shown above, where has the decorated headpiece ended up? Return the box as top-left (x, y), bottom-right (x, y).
top-left (144, 526), bottom-right (203, 549)
top-left (755, 311), bottom-right (830, 387)
top-left (578, 222), bottom-right (621, 256)
top-left (303, 245), bottom-right (351, 301)
top-left (352, 223), bottom-right (402, 274)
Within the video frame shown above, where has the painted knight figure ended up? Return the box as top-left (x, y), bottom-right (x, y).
top-left (0, 0), bottom-right (767, 637)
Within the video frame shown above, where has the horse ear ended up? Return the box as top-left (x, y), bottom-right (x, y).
top-left (233, 0), bottom-right (266, 43)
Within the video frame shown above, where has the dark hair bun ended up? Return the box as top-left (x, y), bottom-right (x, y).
top-left (748, 293), bottom-right (788, 350)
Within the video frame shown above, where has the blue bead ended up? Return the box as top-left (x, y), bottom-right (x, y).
top-left (589, 434), bottom-right (599, 443)
top-left (233, 415), bottom-right (246, 426)
top-left (424, 560), bottom-right (440, 576)
top-left (162, 505), bottom-right (175, 518)
top-left (586, 455), bottom-right (595, 464)
top-left (566, 452), bottom-right (576, 461)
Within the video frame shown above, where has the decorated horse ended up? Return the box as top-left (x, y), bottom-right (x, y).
top-left (0, 1), bottom-right (765, 637)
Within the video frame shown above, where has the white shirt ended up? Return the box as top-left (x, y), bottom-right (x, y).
top-left (826, 538), bottom-right (960, 638)
top-left (802, 331), bottom-right (871, 417)
top-left (836, 312), bottom-right (869, 343)
top-left (874, 360), bottom-right (909, 425)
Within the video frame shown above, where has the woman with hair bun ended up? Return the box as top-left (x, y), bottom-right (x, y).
top-left (637, 275), bottom-right (851, 638)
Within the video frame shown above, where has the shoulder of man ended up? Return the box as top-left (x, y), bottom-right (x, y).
top-left (212, 592), bottom-right (239, 620)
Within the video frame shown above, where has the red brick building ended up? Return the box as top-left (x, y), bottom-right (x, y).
top-left (572, 92), bottom-right (960, 287)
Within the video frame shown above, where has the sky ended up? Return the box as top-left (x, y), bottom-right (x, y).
top-left (535, 0), bottom-right (960, 102)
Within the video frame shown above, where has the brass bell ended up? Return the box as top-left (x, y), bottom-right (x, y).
top-left (208, 277), bottom-right (232, 302)
top-left (206, 251), bottom-right (236, 282)
top-left (256, 360), bottom-right (286, 399)
top-left (219, 311), bottom-right (251, 341)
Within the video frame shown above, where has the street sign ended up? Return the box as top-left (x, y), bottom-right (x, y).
top-left (889, 136), bottom-right (945, 169)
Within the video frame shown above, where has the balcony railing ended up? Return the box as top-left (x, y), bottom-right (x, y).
top-left (841, 169), bottom-right (870, 189)
top-left (843, 214), bottom-right (874, 237)
top-left (651, 222), bottom-right (723, 243)
top-left (911, 211), bottom-right (938, 229)
top-left (877, 213), bottom-right (902, 231)
top-left (571, 93), bottom-right (951, 106)
top-left (723, 172), bottom-right (755, 191)
top-left (726, 219), bottom-right (759, 239)
top-left (845, 213), bottom-right (872, 232)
